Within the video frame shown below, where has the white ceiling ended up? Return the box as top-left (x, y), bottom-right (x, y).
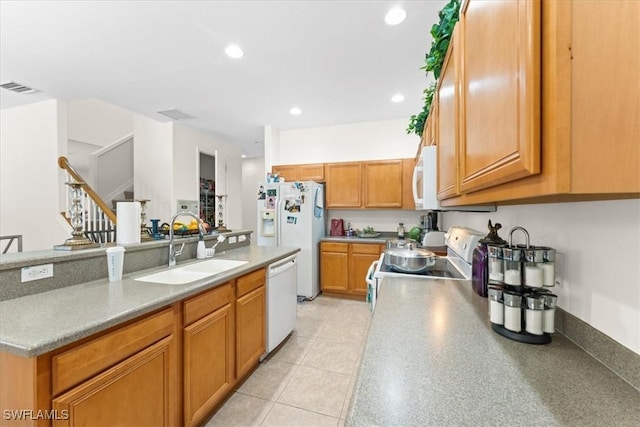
top-left (0, 0), bottom-right (444, 158)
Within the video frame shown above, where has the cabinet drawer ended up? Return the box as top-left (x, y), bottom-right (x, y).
top-left (183, 282), bottom-right (233, 326)
top-left (51, 307), bottom-right (174, 396)
top-left (321, 242), bottom-right (348, 253)
top-left (351, 243), bottom-right (382, 255)
top-left (236, 268), bottom-right (266, 298)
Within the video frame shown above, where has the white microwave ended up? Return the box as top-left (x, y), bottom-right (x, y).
top-left (412, 146), bottom-right (495, 212)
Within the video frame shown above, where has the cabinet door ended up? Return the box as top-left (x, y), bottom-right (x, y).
top-left (320, 242), bottom-right (349, 292)
top-left (183, 303), bottom-right (233, 427)
top-left (236, 286), bottom-right (265, 379)
top-left (460, 0), bottom-right (541, 193)
top-left (437, 27), bottom-right (460, 200)
top-left (325, 162), bottom-right (362, 208)
top-left (298, 164), bottom-right (325, 182)
top-left (52, 336), bottom-right (174, 427)
top-left (349, 244), bottom-right (383, 296)
top-left (272, 165), bottom-right (298, 182)
top-left (363, 160), bottom-right (403, 208)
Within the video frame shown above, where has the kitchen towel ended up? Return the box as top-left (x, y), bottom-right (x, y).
top-left (314, 187), bottom-right (323, 218)
top-left (116, 202), bottom-right (141, 245)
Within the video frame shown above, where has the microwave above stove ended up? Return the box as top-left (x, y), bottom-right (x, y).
top-left (411, 145), bottom-right (496, 212)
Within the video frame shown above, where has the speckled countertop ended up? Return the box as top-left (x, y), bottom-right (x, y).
top-left (0, 245), bottom-right (298, 357)
top-left (347, 276), bottom-right (640, 426)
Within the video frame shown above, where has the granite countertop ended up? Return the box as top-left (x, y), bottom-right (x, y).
top-left (320, 235), bottom-right (447, 255)
top-left (0, 245), bottom-right (298, 358)
top-left (347, 276), bottom-right (640, 426)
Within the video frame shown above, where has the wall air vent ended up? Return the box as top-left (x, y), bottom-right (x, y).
top-left (0, 81), bottom-right (37, 94)
top-left (156, 109), bottom-right (194, 121)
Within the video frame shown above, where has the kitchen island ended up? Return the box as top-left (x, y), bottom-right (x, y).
top-left (347, 276), bottom-right (640, 426)
top-left (0, 245), bottom-right (297, 357)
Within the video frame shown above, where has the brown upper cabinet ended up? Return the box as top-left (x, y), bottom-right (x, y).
top-left (433, 0), bottom-right (639, 207)
top-left (325, 162), bottom-right (363, 208)
top-left (459, 0), bottom-right (541, 194)
top-left (271, 163), bottom-right (325, 182)
top-left (363, 160), bottom-right (404, 208)
top-left (436, 25), bottom-right (461, 201)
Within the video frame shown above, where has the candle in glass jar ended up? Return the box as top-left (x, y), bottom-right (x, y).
top-left (525, 265), bottom-right (543, 288)
top-left (504, 269), bottom-right (521, 285)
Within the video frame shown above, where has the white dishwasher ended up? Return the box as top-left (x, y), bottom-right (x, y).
top-left (264, 254), bottom-right (298, 358)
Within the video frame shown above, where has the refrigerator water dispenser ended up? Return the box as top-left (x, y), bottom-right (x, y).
top-left (259, 210), bottom-right (276, 237)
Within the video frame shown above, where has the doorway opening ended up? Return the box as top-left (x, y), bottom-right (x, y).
top-left (199, 152), bottom-right (216, 226)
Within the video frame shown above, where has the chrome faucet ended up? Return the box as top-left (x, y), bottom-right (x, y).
top-left (168, 211), bottom-right (205, 267)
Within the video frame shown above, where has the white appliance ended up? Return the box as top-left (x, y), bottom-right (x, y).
top-left (257, 181), bottom-right (325, 298)
top-left (412, 146), bottom-right (496, 212)
top-left (263, 254), bottom-right (298, 358)
top-left (368, 227), bottom-right (484, 311)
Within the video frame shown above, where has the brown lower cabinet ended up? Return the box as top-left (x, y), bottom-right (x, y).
top-left (0, 267), bottom-right (267, 427)
top-left (320, 241), bottom-right (384, 298)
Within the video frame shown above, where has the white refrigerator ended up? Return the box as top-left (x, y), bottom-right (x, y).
top-left (257, 181), bottom-right (325, 298)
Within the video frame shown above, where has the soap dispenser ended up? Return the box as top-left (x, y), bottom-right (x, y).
top-left (196, 236), bottom-right (207, 259)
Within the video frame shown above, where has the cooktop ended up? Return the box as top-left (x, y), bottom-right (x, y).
top-left (378, 257), bottom-right (467, 280)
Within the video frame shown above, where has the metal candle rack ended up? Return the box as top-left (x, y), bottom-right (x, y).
top-left (487, 226), bottom-right (557, 345)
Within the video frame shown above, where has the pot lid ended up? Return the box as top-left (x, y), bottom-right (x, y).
top-left (385, 246), bottom-right (436, 258)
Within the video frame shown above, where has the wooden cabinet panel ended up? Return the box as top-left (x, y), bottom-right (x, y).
top-left (437, 26), bottom-right (460, 200)
top-left (321, 242), bottom-right (383, 298)
top-left (183, 302), bottom-right (233, 427)
top-left (52, 336), bottom-right (174, 427)
top-left (350, 251), bottom-right (381, 296)
top-left (320, 243), bottom-right (349, 292)
top-left (52, 308), bottom-right (174, 395)
top-left (439, 0), bottom-right (639, 207)
top-left (459, 0), bottom-right (540, 193)
top-left (236, 286), bottom-right (265, 379)
top-left (569, 0), bottom-right (639, 194)
top-left (298, 164), bottom-right (325, 181)
top-left (271, 165), bottom-right (298, 182)
top-left (325, 162), bottom-right (362, 208)
top-left (402, 158), bottom-right (416, 209)
top-left (272, 163), bottom-right (325, 182)
top-left (184, 282), bottom-right (233, 326)
top-left (236, 268), bottom-right (265, 298)
top-left (363, 160), bottom-right (403, 208)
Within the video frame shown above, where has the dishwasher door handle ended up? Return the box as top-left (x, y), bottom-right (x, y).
top-left (268, 255), bottom-right (297, 276)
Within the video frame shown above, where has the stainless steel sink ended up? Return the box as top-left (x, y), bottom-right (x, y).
top-left (134, 259), bottom-right (248, 285)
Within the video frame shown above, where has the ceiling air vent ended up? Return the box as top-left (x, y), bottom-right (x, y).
top-left (0, 81), bottom-right (37, 94)
top-left (157, 109), bottom-right (194, 121)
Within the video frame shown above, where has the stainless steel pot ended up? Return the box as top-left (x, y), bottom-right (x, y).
top-left (385, 238), bottom-right (416, 249)
top-left (384, 246), bottom-right (437, 273)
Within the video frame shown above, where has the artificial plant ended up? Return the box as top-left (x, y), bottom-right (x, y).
top-left (407, 0), bottom-right (461, 137)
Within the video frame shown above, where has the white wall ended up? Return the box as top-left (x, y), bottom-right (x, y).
top-left (132, 114), bottom-right (174, 223)
top-left (274, 118), bottom-right (418, 165)
top-left (242, 157), bottom-right (265, 240)
top-left (67, 98), bottom-right (133, 146)
top-left (0, 100), bottom-right (70, 251)
top-left (172, 124), bottom-right (243, 230)
top-left (263, 119), bottom-right (640, 355)
top-left (444, 200), bottom-right (640, 354)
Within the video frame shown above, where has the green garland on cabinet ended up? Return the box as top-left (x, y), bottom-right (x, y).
top-left (406, 0), bottom-right (461, 137)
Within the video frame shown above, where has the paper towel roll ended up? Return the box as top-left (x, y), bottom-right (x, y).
top-left (117, 202), bottom-right (141, 245)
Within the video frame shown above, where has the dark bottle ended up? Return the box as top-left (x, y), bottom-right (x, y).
top-left (472, 220), bottom-right (506, 297)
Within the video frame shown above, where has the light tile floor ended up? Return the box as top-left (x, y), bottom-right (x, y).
top-left (205, 295), bottom-right (371, 427)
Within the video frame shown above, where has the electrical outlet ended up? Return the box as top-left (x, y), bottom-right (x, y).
top-left (238, 235), bottom-right (246, 242)
top-left (229, 236), bottom-right (237, 244)
top-left (21, 264), bottom-right (54, 282)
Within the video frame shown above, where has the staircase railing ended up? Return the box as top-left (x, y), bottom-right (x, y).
top-left (58, 156), bottom-right (117, 244)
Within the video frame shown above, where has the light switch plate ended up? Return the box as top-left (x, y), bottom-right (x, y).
top-left (229, 236), bottom-right (237, 244)
top-left (21, 264), bottom-right (54, 282)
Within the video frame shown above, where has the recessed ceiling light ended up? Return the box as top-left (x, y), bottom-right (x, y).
top-left (385, 7), bottom-right (407, 25)
top-left (290, 107), bottom-right (302, 116)
top-left (241, 154), bottom-right (247, 158)
top-left (391, 94), bottom-right (405, 103)
top-left (225, 44), bottom-right (244, 59)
